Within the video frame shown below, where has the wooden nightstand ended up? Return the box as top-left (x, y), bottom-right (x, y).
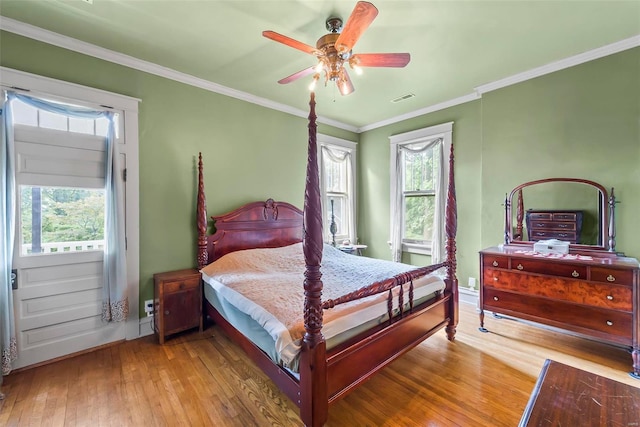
top-left (153, 268), bottom-right (203, 344)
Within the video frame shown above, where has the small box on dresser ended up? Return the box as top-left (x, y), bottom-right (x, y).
top-left (153, 268), bottom-right (203, 344)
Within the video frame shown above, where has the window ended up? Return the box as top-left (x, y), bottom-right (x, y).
top-left (390, 122), bottom-right (453, 262)
top-left (318, 134), bottom-right (357, 245)
top-left (10, 97), bottom-right (120, 257)
top-left (20, 186), bottom-right (105, 255)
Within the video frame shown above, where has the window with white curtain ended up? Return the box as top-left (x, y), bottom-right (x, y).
top-left (389, 122), bottom-right (453, 263)
top-left (318, 134), bottom-right (357, 245)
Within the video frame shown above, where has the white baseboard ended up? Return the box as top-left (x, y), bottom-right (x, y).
top-left (459, 287), bottom-right (479, 306)
top-left (139, 316), bottom-right (154, 337)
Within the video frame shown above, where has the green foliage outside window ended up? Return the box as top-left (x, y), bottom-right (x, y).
top-left (21, 186), bottom-right (105, 245)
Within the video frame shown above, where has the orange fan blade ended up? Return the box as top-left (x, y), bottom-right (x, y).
top-left (263, 31), bottom-right (319, 55)
top-left (278, 66), bottom-right (316, 84)
top-left (351, 53), bottom-right (411, 68)
top-left (338, 68), bottom-right (354, 96)
top-left (335, 1), bottom-right (378, 54)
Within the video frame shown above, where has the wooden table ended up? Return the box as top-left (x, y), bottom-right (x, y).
top-left (519, 359), bottom-right (640, 426)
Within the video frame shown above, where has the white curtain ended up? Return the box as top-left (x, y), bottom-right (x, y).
top-left (320, 146), bottom-right (355, 244)
top-left (391, 137), bottom-right (445, 263)
top-left (1, 92), bottom-right (18, 389)
top-left (3, 92), bottom-right (128, 324)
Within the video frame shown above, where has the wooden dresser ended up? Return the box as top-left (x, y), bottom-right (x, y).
top-left (525, 210), bottom-right (583, 243)
top-left (479, 246), bottom-right (640, 378)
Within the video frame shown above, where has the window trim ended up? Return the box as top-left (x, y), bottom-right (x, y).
top-left (389, 122), bottom-right (453, 256)
top-left (317, 134), bottom-right (357, 245)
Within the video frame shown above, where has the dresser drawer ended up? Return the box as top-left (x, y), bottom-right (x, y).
top-left (483, 288), bottom-right (632, 341)
top-left (552, 212), bottom-right (578, 221)
top-left (591, 267), bottom-right (633, 286)
top-left (528, 221), bottom-right (576, 231)
top-left (482, 255), bottom-right (509, 269)
top-left (164, 277), bottom-right (200, 294)
top-left (483, 269), bottom-right (632, 311)
top-left (529, 230), bottom-right (577, 241)
top-left (509, 258), bottom-right (587, 279)
top-left (527, 212), bottom-right (552, 221)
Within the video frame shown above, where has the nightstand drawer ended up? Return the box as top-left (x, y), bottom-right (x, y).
top-left (164, 277), bottom-right (200, 294)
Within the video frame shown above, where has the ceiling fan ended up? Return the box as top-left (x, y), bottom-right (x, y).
top-left (263, 1), bottom-right (410, 96)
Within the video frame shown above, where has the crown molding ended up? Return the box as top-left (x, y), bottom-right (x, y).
top-left (361, 34), bottom-right (640, 133)
top-left (2, 17), bottom-right (637, 135)
top-left (358, 93), bottom-right (479, 133)
top-left (475, 34), bottom-right (640, 95)
top-left (0, 17), bottom-right (358, 133)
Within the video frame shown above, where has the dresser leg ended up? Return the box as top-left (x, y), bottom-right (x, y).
top-left (479, 310), bottom-right (488, 333)
top-left (630, 348), bottom-right (640, 380)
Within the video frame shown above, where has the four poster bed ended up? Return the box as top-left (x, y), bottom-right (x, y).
top-left (196, 93), bottom-right (459, 427)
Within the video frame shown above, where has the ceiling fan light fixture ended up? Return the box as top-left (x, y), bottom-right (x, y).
top-left (263, 1), bottom-right (409, 96)
top-left (308, 74), bottom-right (320, 91)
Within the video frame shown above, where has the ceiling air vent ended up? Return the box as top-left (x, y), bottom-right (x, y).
top-left (391, 93), bottom-right (415, 103)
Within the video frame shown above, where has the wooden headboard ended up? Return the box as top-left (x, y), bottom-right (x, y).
top-left (195, 156), bottom-right (303, 268)
top-left (207, 198), bottom-right (303, 263)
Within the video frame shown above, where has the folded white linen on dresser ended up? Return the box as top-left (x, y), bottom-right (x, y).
top-left (201, 243), bottom-right (446, 369)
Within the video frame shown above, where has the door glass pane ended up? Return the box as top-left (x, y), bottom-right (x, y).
top-left (403, 195), bottom-right (435, 243)
top-left (69, 116), bottom-right (95, 135)
top-left (12, 100), bottom-right (38, 126)
top-left (38, 110), bottom-right (68, 131)
top-left (20, 186), bottom-right (105, 255)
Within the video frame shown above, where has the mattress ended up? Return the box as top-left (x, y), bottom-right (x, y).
top-left (201, 243), bottom-right (446, 372)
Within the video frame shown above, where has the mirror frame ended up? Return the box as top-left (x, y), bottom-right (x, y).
top-left (504, 177), bottom-right (616, 252)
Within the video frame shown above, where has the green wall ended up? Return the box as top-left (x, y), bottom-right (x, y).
top-left (0, 31), bottom-right (357, 315)
top-left (359, 47), bottom-right (639, 289)
top-left (2, 30), bottom-right (638, 314)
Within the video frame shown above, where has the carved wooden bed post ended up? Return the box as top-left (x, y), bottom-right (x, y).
top-left (299, 92), bottom-right (328, 427)
top-left (197, 153), bottom-right (208, 270)
top-left (445, 142), bottom-right (459, 341)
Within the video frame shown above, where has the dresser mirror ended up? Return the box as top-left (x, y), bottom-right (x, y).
top-left (505, 178), bottom-right (615, 251)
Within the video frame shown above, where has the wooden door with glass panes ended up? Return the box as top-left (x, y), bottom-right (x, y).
top-left (10, 97), bottom-right (126, 369)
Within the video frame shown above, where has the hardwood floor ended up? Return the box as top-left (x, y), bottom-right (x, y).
top-left (1, 302), bottom-right (637, 426)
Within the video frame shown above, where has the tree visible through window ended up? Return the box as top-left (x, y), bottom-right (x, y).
top-left (402, 143), bottom-right (439, 245)
top-left (20, 186), bottom-right (105, 255)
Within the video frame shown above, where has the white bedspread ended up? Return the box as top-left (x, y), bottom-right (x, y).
top-left (201, 243), bottom-right (445, 368)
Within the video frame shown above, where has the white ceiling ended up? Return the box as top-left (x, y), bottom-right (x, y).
top-left (1, 1), bottom-right (639, 132)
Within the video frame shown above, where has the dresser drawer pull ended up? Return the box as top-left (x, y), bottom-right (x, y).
top-left (493, 296), bottom-right (499, 301)
top-left (492, 261), bottom-right (498, 267)
top-left (516, 264), bottom-right (524, 270)
top-left (571, 270), bottom-right (579, 278)
top-left (606, 320), bottom-right (613, 326)
top-left (493, 277), bottom-right (498, 281)
top-left (606, 295), bottom-right (614, 301)
top-left (606, 274), bottom-right (616, 282)
top-left (165, 310), bottom-right (170, 316)
top-left (179, 282), bottom-right (186, 290)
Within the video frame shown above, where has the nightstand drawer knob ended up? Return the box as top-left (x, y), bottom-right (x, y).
top-left (606, 275), bottom-right (616, 282)
top-left (606, 320), bottom-right (613, 326)
top-left (571, 270), bottom-right (579, 278)
top-left (492, 261), bottom-right (498, 267)
top-left (165, 310), bottom-right (170, 316)
top-left (516, 264), bottom-right (524, 270)
top-left (493, 296), bottom-right (499, 301)
top-left (179, 282), bottom-right (186, 289)
top-left (606, 295), bottom-right (613, 301)
top-left (493, 277), bottom-right (498, 281)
